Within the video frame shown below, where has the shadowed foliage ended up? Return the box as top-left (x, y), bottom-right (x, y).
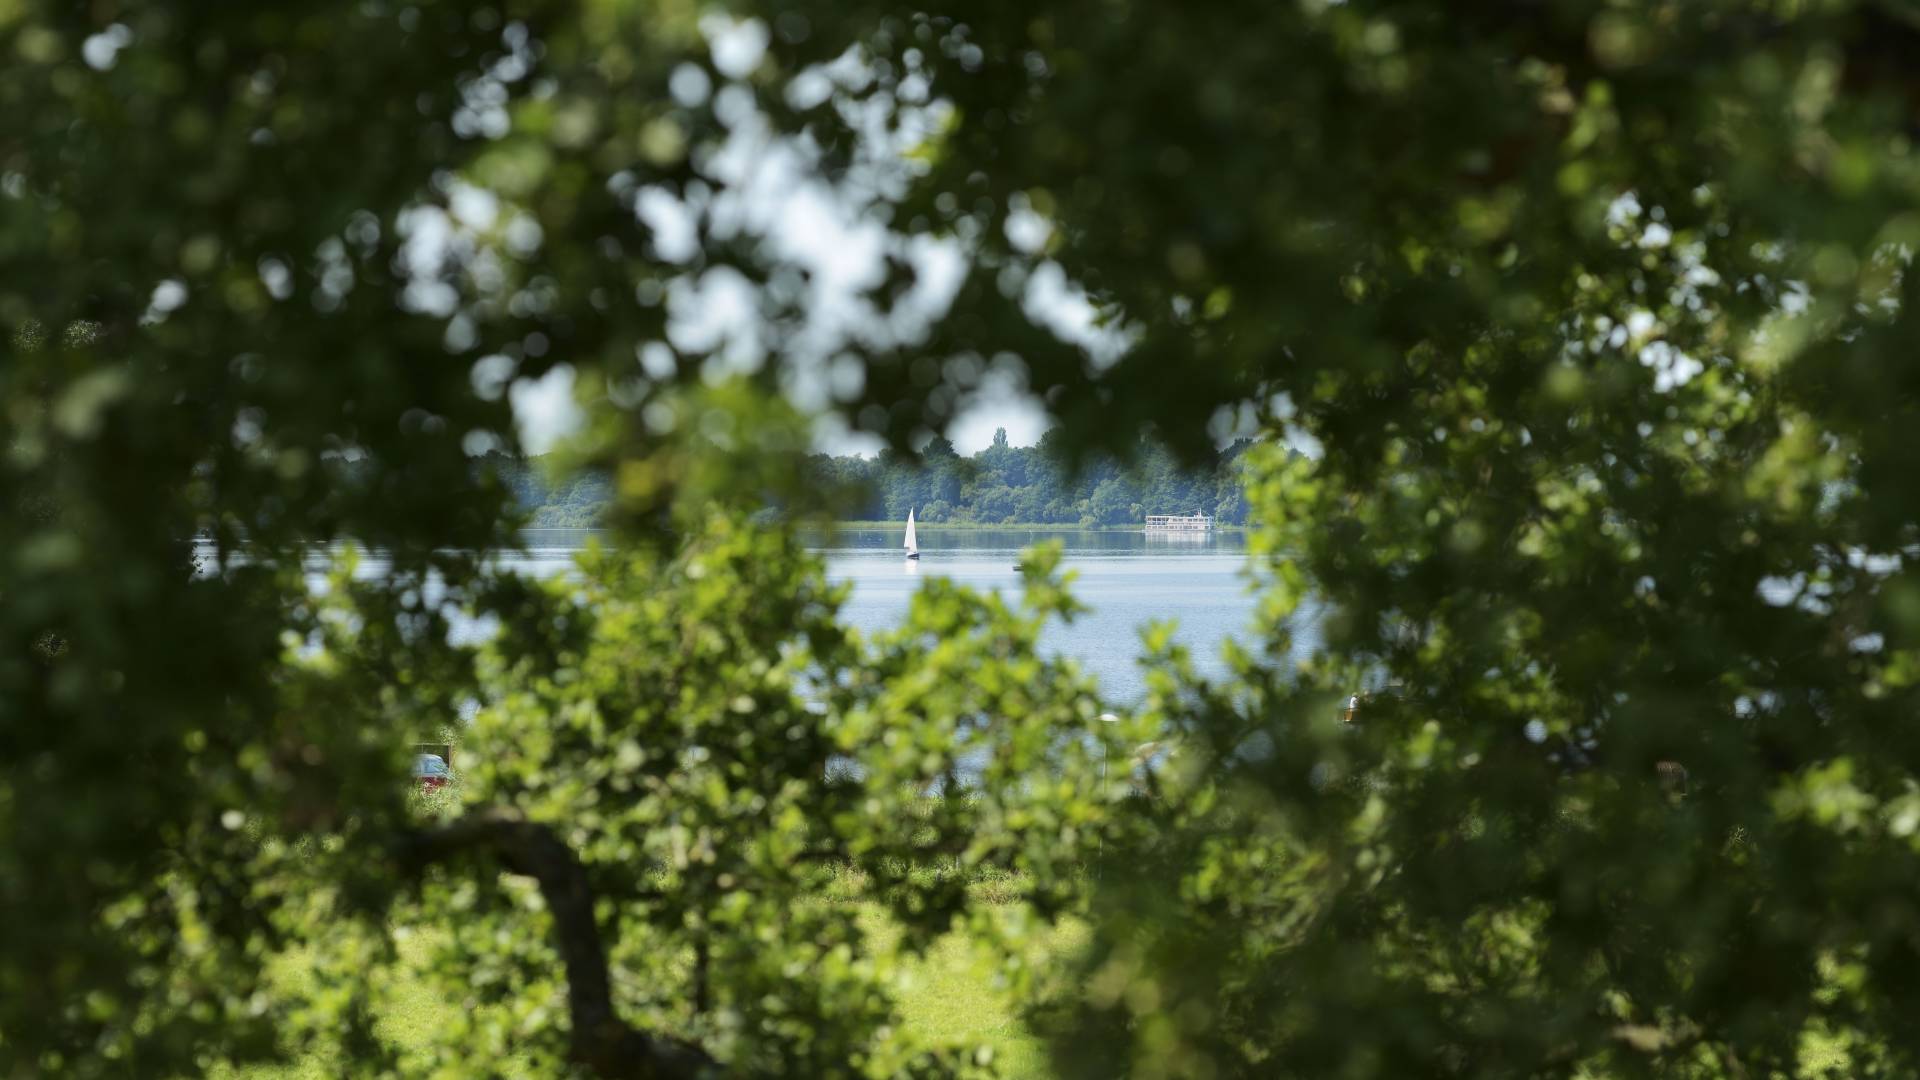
top-left (10, 0), bottom-right (1920, 1077)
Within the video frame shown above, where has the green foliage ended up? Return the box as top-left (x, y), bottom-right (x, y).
top-left (217, 906), bottom-right (1078, 1080)
top-left (402, 518), bottom-right (1108, 1075)
top-left (15, 0), bottom-right (1920, 1077)
top-left (811, 433), bottom-right (1257, 526)
top-left (500, 432), bottom-right (1258, 528)
top-left (484, 454), bottom-right (614, 528)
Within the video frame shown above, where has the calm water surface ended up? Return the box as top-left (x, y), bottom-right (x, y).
top-left (260, 527), bottom-right (1310, 705)
top-left (814, 528), bottom-right (1270, 702)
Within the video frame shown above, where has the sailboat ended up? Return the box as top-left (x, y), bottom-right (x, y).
top-left (903, 508), bottom-right (921, 560)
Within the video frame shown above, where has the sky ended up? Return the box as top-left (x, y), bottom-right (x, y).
top-left (500, 184), bottom-right (1699, 461)
top-left (485, 19), bottom-right (1289, 461)
top-left (508, 360), bottom-right (1056, 456)
top-left (479, 19), bottom-right (1117, 459)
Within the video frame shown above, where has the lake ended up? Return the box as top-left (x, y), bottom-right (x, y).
top-left (522, 526), bottom-right (1299, 703)
top-left (269, 527), bottom-right (1304, 705)
top-left (811, 527), bottom-right (1271, 702)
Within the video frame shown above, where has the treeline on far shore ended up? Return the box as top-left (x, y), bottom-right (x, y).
top-left (484, 429), bottom-right (1268, 528)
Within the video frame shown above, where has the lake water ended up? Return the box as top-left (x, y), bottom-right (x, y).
top-left (813, 528), bottom-right (1269, 702)
top-left (258, 527), bottom-right (1302, 705)
top-left (524, 526), bottom-right (1299, 703)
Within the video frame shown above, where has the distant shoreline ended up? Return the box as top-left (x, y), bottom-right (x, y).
top-left (825, 520), bottom-right (1248, 533)
top-left (522, 520), bottom-right (1249, 534)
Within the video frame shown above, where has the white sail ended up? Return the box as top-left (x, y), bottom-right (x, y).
top-left (903, 508), bottom-right (919, 555)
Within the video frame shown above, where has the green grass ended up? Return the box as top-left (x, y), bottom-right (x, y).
top-left (193, 914), bottom-right (1867, 1080)
top-left (217, 901), bottom-right (1079, 1079)
top-left (211, 932), bottom-right (525, 1079)
top-left (205, 859), bottom-right (1853, 1080)
top-left (857, 908), bottom-right (1082, 1078)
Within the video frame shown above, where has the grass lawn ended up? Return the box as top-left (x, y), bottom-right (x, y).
top-left (202, 875), bottom-right (1852, 1079)
top-left (858, 907), bottom-right (1085, 1079)
top-left (216, 904), bottom-right (1081, 1079)
top-left (211, 930), bottom-right (511, 1080)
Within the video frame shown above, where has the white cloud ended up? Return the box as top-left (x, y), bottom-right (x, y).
top-left (509, 364), bottom-right (584, 454)
top-left (946, 377), bottom-right (1052, 453)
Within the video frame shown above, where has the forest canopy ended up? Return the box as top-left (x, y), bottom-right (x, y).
top-left (496, 432), bottom-right (1260, 527)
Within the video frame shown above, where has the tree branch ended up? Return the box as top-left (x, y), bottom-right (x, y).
top-left (398, 810), bottom-right (719, 1079)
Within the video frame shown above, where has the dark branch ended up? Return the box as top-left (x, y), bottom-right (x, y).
top-left (398, 810), bottom-right (719, 1079)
